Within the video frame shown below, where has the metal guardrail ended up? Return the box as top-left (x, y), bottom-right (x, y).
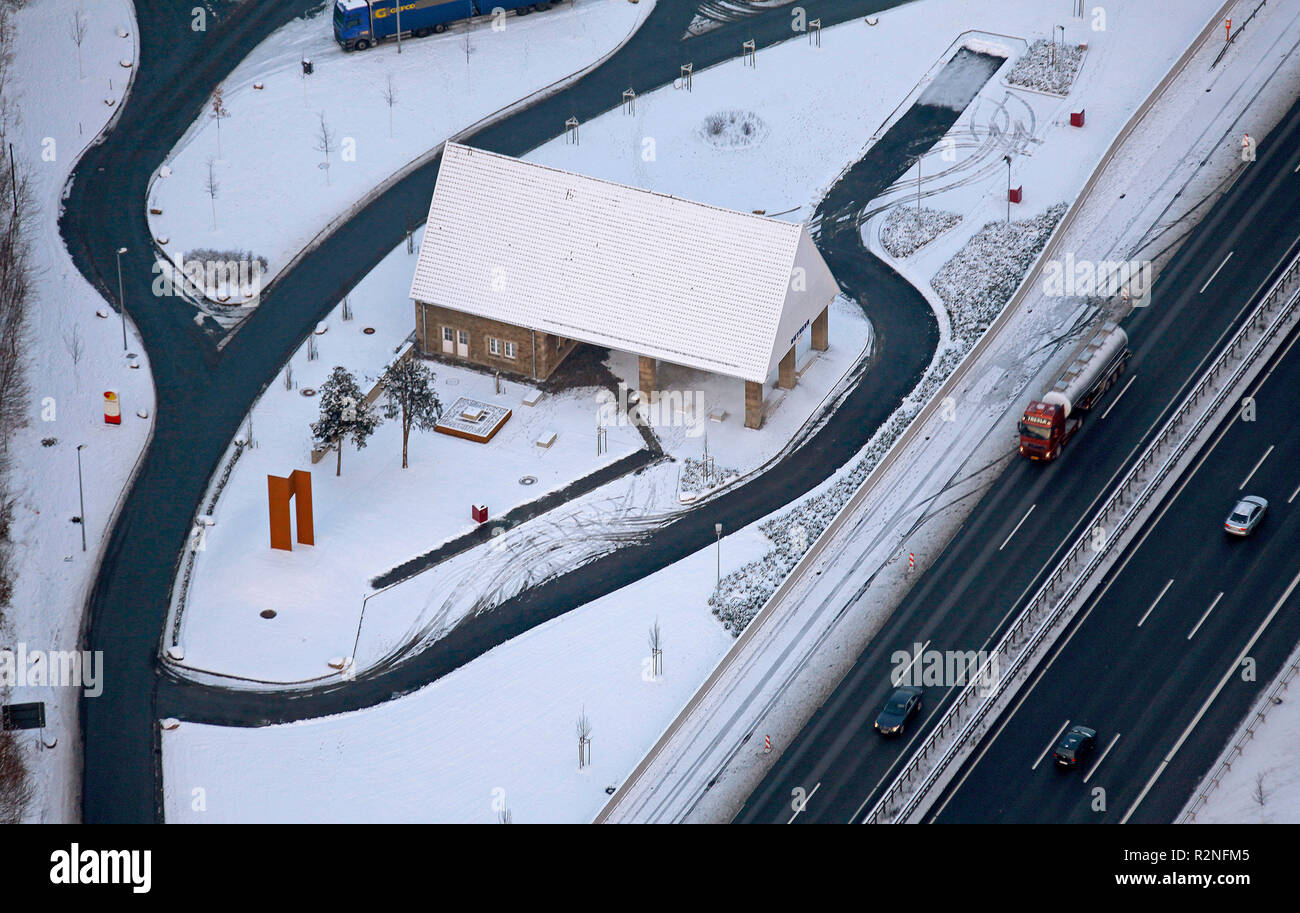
top-left (1178, 655), bottom-right (1299, 822)
top-left (867, 242), bottom-right (1300, 824)
top-left (596, 0), bottom-right (1237, 824)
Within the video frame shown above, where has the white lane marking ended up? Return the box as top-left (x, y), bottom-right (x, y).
top-left (1101, 375), bottom-right (1137, 420)
top-left (930, 381), bottom-right (1245, 822)
top-left (787, 781), bottom-right (820, 824)
top-left (1138, 579), bottom-right (1175, 627)
top-left (1000, 504), bottom-right (1036, 551)
top-left (1199, 251), bottom-right (1234, 294)
top-left (1250, 324), bottom-right (1300, 394)
top-left (848, 642), bottom-right (931, 822)
top-left (1123, 565), bottom-right (1300, 823)
top-left (1289, 479), bottom-right (1300, 504)
top-left (1034, 719), bottom-right (1071, 771)
top-left (895, 640), bottom-right (931, 682)
top-left (1187, 592), bottom-right (1224, 640)
top-left (1083, 732), bottom-right (1121, 784)
top-left (1239, 444), bottom-right (1274, 490)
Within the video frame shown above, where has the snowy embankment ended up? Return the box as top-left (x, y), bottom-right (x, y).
top-left (880, 206), bottom-right (962, 259)
top-left (1184, 643), bottom-right (1300, 824)
top-left (1005, 37), bottom-right (1086, 96)
top-left (147, 0), bottom-right (655, 322)
top-left (3, 0), bottom-right (151, 824)
top-left (163, 0), bottom-right (1237, 823)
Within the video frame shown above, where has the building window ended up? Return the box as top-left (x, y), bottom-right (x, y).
top-left (443, 327), bottom-right (454, 343)
top-left (504, 341), bottom-right (517, 359)
top-left (458, 330), bottom-right (469, 346)
top-left (488, 337), bottom-right (501, 356)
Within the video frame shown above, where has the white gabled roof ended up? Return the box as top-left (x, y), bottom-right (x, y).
top-left (409, 143), bottom-right (838, 384)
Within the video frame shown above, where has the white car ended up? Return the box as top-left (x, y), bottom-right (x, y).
top-left (1224, 495), bottom-right (1268, 536)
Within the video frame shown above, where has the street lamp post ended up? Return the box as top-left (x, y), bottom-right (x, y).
top-left (916, 153), bottom-right (922, 212)
top-left (116, 246), bottom-right (128, 351)
top-left (75, 444), bottom-right (86, 553)
top-left (715, 522), bottom-right (722, 586)
top-left (1003, 154), bottom-right (1012, 224)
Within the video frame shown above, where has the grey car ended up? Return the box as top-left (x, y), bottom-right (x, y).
top-left (1225, 495), bottom-right (1268, 536)
top-left (874, 686), bottom-right (923, 737)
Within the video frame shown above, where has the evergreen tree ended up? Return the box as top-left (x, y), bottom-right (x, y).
top-left (312, 366), bottom-right (381, 476)
top-left (381, 357), bottom-right (443, 469)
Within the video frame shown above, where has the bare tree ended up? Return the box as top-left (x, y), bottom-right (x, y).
top-left (0, 7), bottom-right (21, 147)
top-left (314, 111), bottom-right (334, 185)
top-left (62, 323), bottom-right (84, 380)
top-left (1253, 772), bottom-right (1267, 809)
top-left (0, 729), bottom-right (33, 824)
top-left (203, 157), bottom-right (219, 229)
top-left (210, 85), bottom-right (230, 158)
top-left (68, 8), bottom-right (87, 80)
top-left (381, 74), bottom-right (397, 138)
top-left (648, 618), bottom-right (662, 678)
top-left (576, 707), bottom-right (592, 769)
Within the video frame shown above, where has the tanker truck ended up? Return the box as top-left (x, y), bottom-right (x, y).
top-left (1017, 321), bottom-right (1131, 461)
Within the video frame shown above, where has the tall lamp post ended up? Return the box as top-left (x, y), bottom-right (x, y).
top-left (1003, 154), bottom-right (1012, 224)
top-left (75, 444), bottom-right (87, 553)
top-left (715, 522), bottom-right (723, 586)
top-left (116, 246), bottom-right (128, 351)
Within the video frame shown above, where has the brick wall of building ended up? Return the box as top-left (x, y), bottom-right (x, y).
top-left (414, 301), bottom-right (578, 379)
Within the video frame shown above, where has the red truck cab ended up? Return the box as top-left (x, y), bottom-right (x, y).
top-left (1018, 401), bottom-right (1067, 460)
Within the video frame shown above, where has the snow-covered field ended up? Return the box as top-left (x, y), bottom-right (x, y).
top-left (164, 525), bottom-right (746, 823)
top-left (2, 0), bottom-right (152, 823)
top-left (147, 0), bottom-right (655, 320)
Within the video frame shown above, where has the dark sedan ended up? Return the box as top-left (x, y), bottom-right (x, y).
top-left (1053, 725), bottom-right (1097, 769)
top-left (874, 686), bottom-right (923, 737)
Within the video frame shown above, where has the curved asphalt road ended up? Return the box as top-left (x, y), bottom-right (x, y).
top-left (63, 0), bottom-right (932, 821)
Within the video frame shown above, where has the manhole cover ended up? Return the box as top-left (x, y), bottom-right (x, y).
top-left (260, 609), bottom-right (277, 619)
top-left (519, 475), bottom-right (537, 485)
top-left (362, 327), bottom-right (375, 335)
top-left (301, 387), bottom-right (317, 397)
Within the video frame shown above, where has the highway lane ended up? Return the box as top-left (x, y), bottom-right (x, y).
top-left (736, 90), bottom-right (1300, 824)
top-left (61, 0), bottom-right (926, 822)
top-left (931, 317), bottom-right (1300, 823)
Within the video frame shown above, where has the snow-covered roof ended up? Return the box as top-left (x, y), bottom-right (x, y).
top-left (409, 143), bottom-right (839, 384)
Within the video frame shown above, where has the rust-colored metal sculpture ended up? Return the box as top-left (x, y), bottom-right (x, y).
top-left (268, 470), bottom-right (314, 551)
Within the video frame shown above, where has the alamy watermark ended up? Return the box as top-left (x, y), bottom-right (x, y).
top-left (891, 642), bottom-right (1000, 693)
top-left (151, 254), bottom-right (264, 305)
top-left (596, 382), bottom-right (707, 437)
top-left (1041, 253), bottom-right (1152, 302)
top-left (0, 643), bottom-right (103, 697)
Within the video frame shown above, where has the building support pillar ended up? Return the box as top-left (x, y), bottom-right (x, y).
top-left (745, 380), bottom-right (763, 429)
top-left (638, 355), bottom-right (658, 402)
top-left (812, 305), bottom-right (829, 351)
top-left (777, 346), bottom-right (797, 390)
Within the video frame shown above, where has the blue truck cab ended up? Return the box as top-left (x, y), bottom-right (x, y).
top-left (333, 0), bottom-right (554, 51)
